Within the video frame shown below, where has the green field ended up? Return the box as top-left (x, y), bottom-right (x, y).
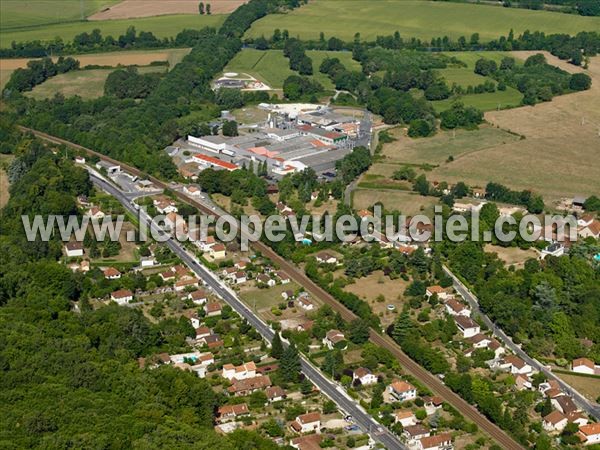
top-left (431, 89), bottom-right (524, 112)
top-left (1, 0), bottom-right (119, 30)
top-left (223, 48), bottom-right (361, 89)
top-left (247, 0), bottom-right (600, 42)
top-left (0, 14), bottom-right (226, 47)
top-left (25, 65), bottom-right (165, 100)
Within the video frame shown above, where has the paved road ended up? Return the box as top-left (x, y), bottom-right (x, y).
top-left (26, 126), bottom-right (522, 449)
top-left (443, 265), bottom-right (600, 421)
top-left (89, 172), bottom-right (406, 450)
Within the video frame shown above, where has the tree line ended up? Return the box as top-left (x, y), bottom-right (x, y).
top-left (5, 56), bottom-right (79, 93)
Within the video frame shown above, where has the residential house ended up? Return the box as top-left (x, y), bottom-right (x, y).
top-left (183, 310), bottom-right (200, 328)
top-left (74, 156), bottom-right (86, 164)
top-left (234, 260), bottom-right (248, 270)
top-left (539, 380), bottom-right (561, 395)
top-left (578, 220), bottom-right (600, 239)
top-left (197, 235), bottom-right (216, 252)
top-left (203, 334), bottom-right (224, 349)
top-left (228, 375), bottom-right (271, 396)
top-left (175, 277), bottom-right (199, 292)
top-left (469, 333), bottom-right (492, 349)
top-left (417, 433), bottom-right (453, 450)
top-left (204, 302), bottom-right (222, 317)
top-left (566, 411), bottom-right (589, 427)
top-left (488, 339), bottom-right (506, 358)
top-left (515, 373), bottom-right (532, 391)
top-left (315, 252), bottom-right (338, 265)
top-left (222, 362), bottom-right (257, 380)
top-left (577, 423), bottom-right (600, 446)
top-left (290, 412), bottom-right (321, 434)
top-left (423, 396), bottom-right (444, 415)
top-left (276, 271), bottom-right (291, 284)
top-left (572, 358), bottom-right (598, 375)
top-left (64, 242), bottom-right (84, 257)
top-left (454, 315), bottom-right (481, 338)
top-left (503, 355), bottom-right (533, 375)
top-left (403, 424), bottom-right (430, 443)
top-left (353, 367), bottom-right (378, 386)
top-left (445, 298), bottom-right (470, 316)
top-left (140, 256), bottom-right (156, 267)
top-left (426, 285), bottom-right (450, 300)
top-left (80, 260), bottom-right (90, 272)
top-left (154, 199), bottom-right (178, 214)
top-left (543, 410), bottom-right (568, 432)
top-left (266, 386), bottom-right (286, 403)
top-left (184, 185), bottom-right (202, 197)
top-left (103, 267), bottom-right (121, 280)
top-left (297, 294), bottom-right (314, 311)
top-left (552, 395), bottom-right (578, 415)
top-left (388, 380), bottom-right (417, 402)
top-left (230, 271), bottom-right (247, 284)
top-left (297, 320), bottom-right (314, 333)
top-left (323, 330), bottom-right (346, 350)
top-left (195, 326), bottom-right (212, 340)
top-left (290, 434), bottom-right (323, 450)
top-left (110, 289), bottom-right (133, 305)
top-left (282, 290), bottom-right (294, 300)
top-left (256, 274), bottom-right (276, 287)
top-left (189, 289), bottom-right (208, 305)
top-left (210, 243), bottom-right (226, 260)
top-left (87, 206), bottom-right (105, 220)
top-left (394, 410), bottom-right (417, 427)
top-left (218, 404), bottom-right (249, 423)
top-left (160, 270), bottom-right (176, 282)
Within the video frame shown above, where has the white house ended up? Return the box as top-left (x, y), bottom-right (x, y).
top-left (174, 277), bottom-right (199, 292)
top-left (394, 410), bottom-right (417, 427)
top-left (204, 302), bottom-right (222, 317)
top-left (184, 185), bottom-right (202, 197)
top-left (445, 298), bottom-right (470, 316)
top-left (543, 411), bottom-right (568, 432)
top-left (154, 199), bottom-right (178, 214)
top-left (110, 289), bottom-right (133, 305)
top-left (189, 289), bottom-right (208, 305)
top-left (64, 242), bottom-right (84, 257)
top-left (469, 333), bottom-right (492, 349)
top-left (572, 358), bottom-right (598, 375)
top-left (353, 367), bottom-right (378, 386)
top-left (103, 267), bottom-right (121, 280)
top-left (417, 433), bottom-right (453, 450)
top-left (297, 294), bottom-right (314, 311)
top-left (387, 380), bottom-right (417, 402)
top-left (290, 412), bottom-right (321, 434)
top-left (503, 355), bottom-right (533, 375)
top-left (74, 155), bottom-right (86, 164)
top-left (140, 256), bottom-right (156, 267)
top-left (454, 316), bottom-right (481, 338)
top-left (222, 361), bottom-right (257, 380)
top-left (266, 386), bottom-right (286, 403)
top-left (315, 252), bottom-right (338, 265)
top-left (256, 274), bottom-right (276, 287)
top-left (426, 285), bottom-right (450, 300)
top-left (210, 243), bottom-right (226, 260)
top-left (195, 326), bottom-right (211, 340)
top-left (185, 311), bottom-right (201, 329)
top-left (578, 220), bottom-right (600, 239)
top-left (86, 206), bottom-right (105, 220)
top-left (276, 271), bottom-right (291, 284)
top-left (577, 423), bottom-right (600, 446)
top-left (218, 404), bottom-right (250, 423)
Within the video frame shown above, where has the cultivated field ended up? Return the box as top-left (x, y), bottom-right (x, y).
top-left (246, 0), bottom-right (600, 42)
top-left (1, 48), bottom-right (190, 89)
top-left (223, 48), bottom-right (361, 90)
top-left (0, 14), bottom-right (226, 47)
top-left (25, 65), bottom-right (165, 100)
top-left (89, 0), bottom-right (246, 20)
top-left (432, 53), bottom-right (600, 203)
top-left (1, 0), bottom-right (118, 29)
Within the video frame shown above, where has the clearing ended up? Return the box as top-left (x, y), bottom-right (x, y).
top-left (89, 0), bottom-right (246, 20)
top-left (483, 244), bottom-right (538, 268)
top-left (352, 189), bottom-right (439, 216)
top-left (0, 14), bottom-right (226, 47)
top-left (246, 0), bottom-right (600, 42)
top-left (222, 48), bottom-right (361, 90)
top-left (25, 65), bottom-right (165, 100)
top-left (431, 53), bottom-right (600, 203)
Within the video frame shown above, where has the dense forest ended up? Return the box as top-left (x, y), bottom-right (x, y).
top-left (0, 120), bottom-right (282, 448)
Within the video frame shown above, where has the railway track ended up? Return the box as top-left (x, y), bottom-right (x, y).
top-left (22, 126), bottom-right (524, 450)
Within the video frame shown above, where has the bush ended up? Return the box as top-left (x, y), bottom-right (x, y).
top-left (569, 73), bottom-right (592, 91)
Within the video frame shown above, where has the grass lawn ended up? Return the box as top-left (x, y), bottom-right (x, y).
top-left (246, 0), bottom-right (600, 42)
top-left (240, 282), bottom-right (301, 311)
top-left (379, 124), bottom-right (521, 166)
top-left (436, 67), bottom-right (489, 88)
top-left (555, 372), bottom-right (600, 403)
top-left (483, 244), bottom-right (538, 267)
top-left (223, 48), bottom-right (361, 90)
top-left (1, 0), bottom-right (119, 30)
top-left (352, 189), bottom-right (439, 216)
top-left (25, 65), bottom-right (165, 100)
top-left (431, 88), bottom-right (524, 112)
top-left (0, 14), bottom-right (226, 47)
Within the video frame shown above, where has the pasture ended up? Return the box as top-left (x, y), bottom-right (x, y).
top-left (223, 48), bottom-right (361, 90)
top-left (431, 89), bottom-right (524, 112)
top-left (1, 0), bottom-right (118, 29)
top-left (0, 14), bottom-right (226, 47)
top-left (246, 0), bottom-right (600, 42)
top-left (88, 0), bottom-right (245, 20)
top-left (25, 65), bottom-right (165, 100)
top-left (432, 52), bottom-right (600, 203)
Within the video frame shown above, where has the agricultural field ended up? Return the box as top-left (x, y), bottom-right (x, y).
top-left (0, 14), bottom-right (226, 47)
top-left (222, 48), bottom-right (361, 90)
top-left (0, 0), bottom-right (118, 29)
top-left (25, 65), bottom-right (165, 100)
top-left (246, 0), bottom-right (600, 42)
top-left (0, 48), bottom-right (190, 89)
top-left (432, 52), bottom-right (600, 203)
top-left (88, 0), bottom-right (246, 20)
